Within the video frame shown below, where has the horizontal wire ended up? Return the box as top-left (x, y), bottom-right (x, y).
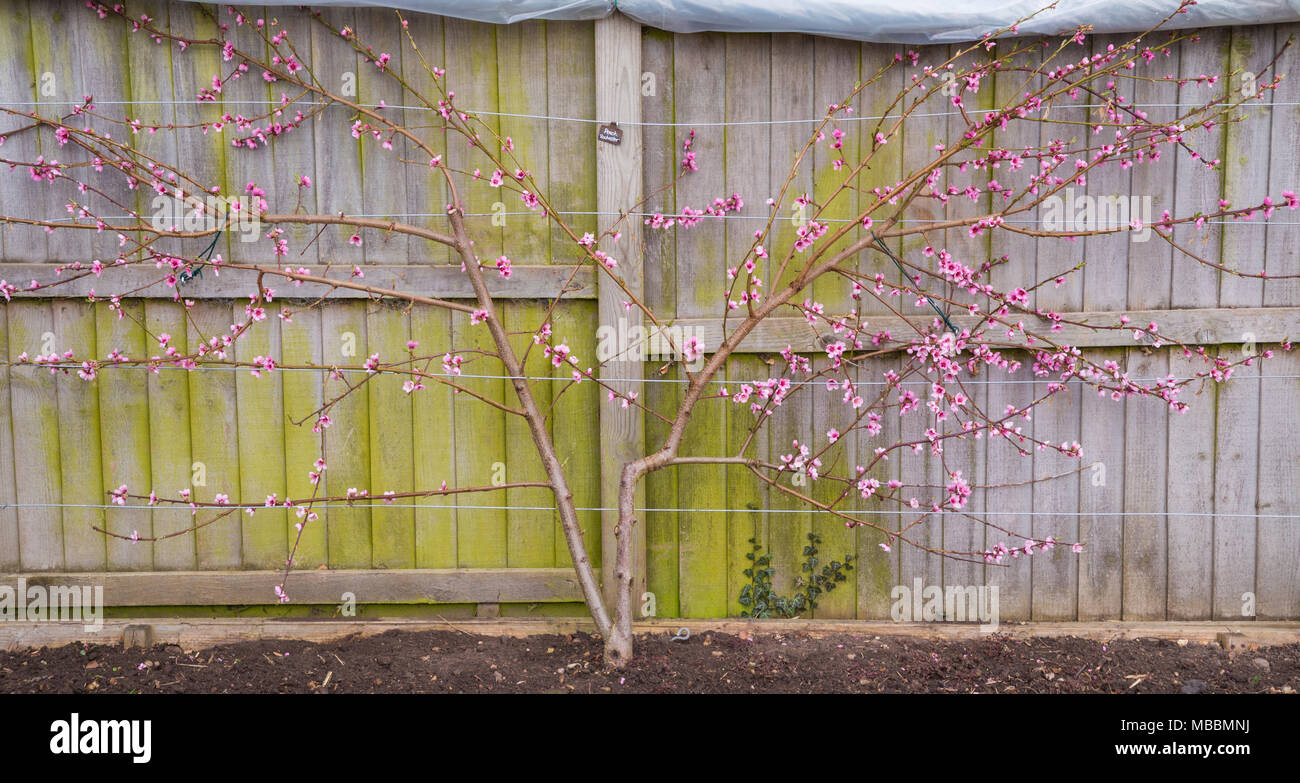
top-left (12, 365), bottom-right (1292, 385)
top-left (25, 211), bottom-right (1300, 227)
top-left (0, 502), bottom-right (1296, 519)
top-left (5, 99), bottom-right (1298, 127)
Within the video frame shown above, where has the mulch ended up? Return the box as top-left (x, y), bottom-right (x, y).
top-left (2, 629), bottom-right (1296, 693)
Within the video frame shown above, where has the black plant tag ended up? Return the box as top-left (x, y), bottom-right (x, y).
top-left (597, 121), bottom-right (622, 145)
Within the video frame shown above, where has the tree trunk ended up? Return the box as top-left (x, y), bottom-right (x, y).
top-left (603, 461), bottom-right (643, 667)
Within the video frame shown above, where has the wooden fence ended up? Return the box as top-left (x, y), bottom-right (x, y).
top-left (0, 1), bottom-right (1297, 623)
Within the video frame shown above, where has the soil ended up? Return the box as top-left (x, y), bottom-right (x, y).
top-left (2, 629), bottom-right (1297, 693)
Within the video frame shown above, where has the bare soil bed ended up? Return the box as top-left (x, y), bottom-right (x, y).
top-left (2, 629), bottom-right (1297, 693)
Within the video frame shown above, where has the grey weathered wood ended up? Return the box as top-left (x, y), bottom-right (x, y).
top-left (7, 302), bottom-right (64, 571)
top-left (940, 39), bottom-right (990, 604)
top-left (1256, 351), bottom-right (1300, 619)
top-left (1, 567), bottom-right (584, 605)
top-left (97, 300), bottom-right (153, 570)
top-left (763, 33), bottom-right (817, 608)
top-left (639, 26), bottom-right (680, 617)
top-left (981, 57), bottom-right (1043, 623)
top-left (144, 301), bottom-right (195, 570)
top-left (0, 0), bottom-right (45, 263)
top-left (854, 41), bottom-right (904, 620)
top-left (1165, 30), bottom-right (1230, 620)
top-left (53, 300), bottom-right (105, 571)
top-left (0, 263), bottom-right (597, 299)
top-left (722, 33), bottom-right (771, 618)
top-left (310, 5), bottom-right (367, 271)
top-left (985, 352), bottom-right (1035, 621)
top-left (1211, 26), bottom-right (1268, 619)
top-left (1031, 48), bottom-right (1087, 620)
top-left (1121, 348), bottom-right (1169, 619)
top-left (359, 6), bottom-right (412, 266)
top-left (1121, 33), bottom-right (1180, 620)
top-left (895, 42), bottom-right (949, 611)
top-left (35, 0), bottom-right (91, 266)
top-left (0, 6), bottom-right (1297, 621)
top-left (596, 13), bottom-right (646, 611)
top-left (402, 11), bottom-right (450, 266)
top-left (1077, 33), bottom-right (1131, 620)
top-left (186, 302), bottom-right (243, 569)
top-left (1166, 352), bottom-right (1216, 620)
top-left (1256, 22), bottom-right (1300, 621)
top-left (0, 308), bottom-right (16, 570)
top-left (672, 29), bottom-right (729, 618)
top-left (808, 35), bottom-right (860, 619)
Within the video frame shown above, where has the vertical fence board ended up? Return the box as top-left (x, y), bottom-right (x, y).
top-left (445, 19), bottom-right (501, 260)
top-left (267, 6), bottom-right (319, 261)
top-left (1029, 45), bottom-right (1086, 620)
top-left (366, 300), bottom-right (415, 568)
top-left (54, 301), bottom-right (104, 570)
top-left (671, 32), bottom-right (727, 618)
top-left (505, 301), bottom-right (555, 568)
top-left (359, 6), bottom-right (411, 266)
top-left (410, 304), bottom-right (457, 568)
top-left (234, 313), bottom-right (287, 569)
top-left (310, 5), bottom-right (365, 270)
top-left (985, 44), bottom-right (1041, 621)
top-left (896, 43), bottom-right (949, 608)
top-left (186, 304), bottom-right (241, 568)
top-left (97, 302), bottom-right (152, 570)
top-left (722, 33), bottom-right (771, 616)
top-left (280, 307), bottom-right (327, 568)
top-left (144, 303), bottom-right (194, 570)
top-left (766, 33), bottom-right (816, 607)
top-left (169, 0), bottom-right (230, 264)
top-left (402, 12), bottom-right (449, 265)
top-left (1211, 26), bottom-right (1268, 618)
top-left (450, 309), bottom-right (506, 568)
top-left (1164, 30), bottom-right (1229, 619)
top-left (639, 26), bottom-right (679, 616)
top-left (550, 300), bottom-right (599, 571)
top-left (854, 43), bottom-right (905, 619)
top-left (1256, 22), bottom-right (1300, 619)
top-left (6, 304), bottom-right (63, 569)
top-left (0, 0), bottom-right (46, 262)
top-left (321, 303), bottom-right (371, 567)
top-left (941, 40), bottom-right (993, 608)
top-left (0, 311), bottom-right (17, 569)
top-left (498, 23), bottom-right (555, 567)
top-left (32, 0), bottom-right (88, 265)
top-left (595, 13), bottom-right (646, 608)
top-left (1075, 34), bottom-right (1131, 619)
top-left (1121, 31), bottom-right (1178, 620)
top-left (808, 36), bottom-right (860, 618)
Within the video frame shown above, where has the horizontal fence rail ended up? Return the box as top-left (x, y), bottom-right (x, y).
top-left (1, 568), bottom-right (583, 605)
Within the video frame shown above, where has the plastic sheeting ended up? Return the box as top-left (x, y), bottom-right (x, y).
top-left (619, 0), bottom-right (1300, 43)
top-left (189, 1), bottom-right (1300, 43)
top-left (209, 0), bottom-right (614, 25)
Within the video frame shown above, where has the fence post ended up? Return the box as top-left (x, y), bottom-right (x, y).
top-left (595, 13), bottom-right (647, 614)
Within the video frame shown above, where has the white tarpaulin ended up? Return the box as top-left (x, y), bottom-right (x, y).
top-left (190, 1), bottom-right (1300, 43)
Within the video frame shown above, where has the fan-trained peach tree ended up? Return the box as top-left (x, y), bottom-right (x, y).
top-left (0, 1), bottom-right (1294, 666)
